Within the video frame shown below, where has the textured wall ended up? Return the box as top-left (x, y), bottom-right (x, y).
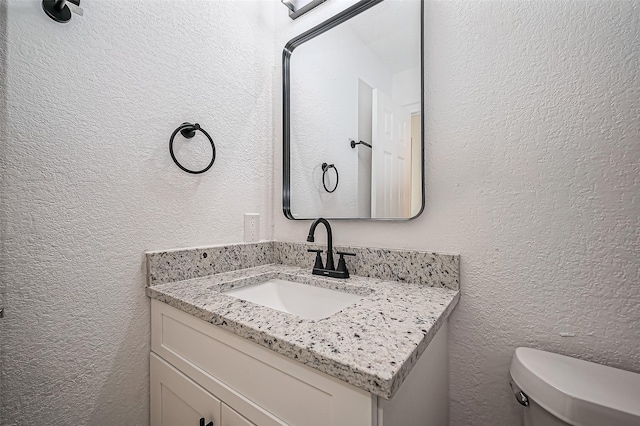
top-left (0, 0), bottom-right (7, 413)
top-left (2, 1), bottom-right (638, 425)
top-left (0, 1), bottom-right (274, 424)
top-left (274, 1), bottom-right (640, 426)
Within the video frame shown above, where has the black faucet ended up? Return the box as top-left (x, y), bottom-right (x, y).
top-left (307, 218), bottom-right (335, 270)
top-left (307, 218), bottom-right (355, 279)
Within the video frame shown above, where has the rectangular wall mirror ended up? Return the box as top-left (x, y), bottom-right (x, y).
top-left (283, 0), bottom-right (424, 220)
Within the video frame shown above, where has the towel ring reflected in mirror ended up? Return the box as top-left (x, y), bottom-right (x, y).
top-left (321, 163), bottom-right (339, 193)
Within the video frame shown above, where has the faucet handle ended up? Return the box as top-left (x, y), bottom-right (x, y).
top-left (336, 251), bottom-right (355, 277)
top-left (307, 249), bottom-right (324, 270)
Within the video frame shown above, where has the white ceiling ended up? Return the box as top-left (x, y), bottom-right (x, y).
top-left (346, 0), bottom-right (421, 73)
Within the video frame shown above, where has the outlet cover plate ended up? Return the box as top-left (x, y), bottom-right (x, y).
top-left (244, 213), bottom-right (259, 242)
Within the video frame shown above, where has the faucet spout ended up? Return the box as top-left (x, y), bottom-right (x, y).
top-left (307, 218), bottom-right (334, 270)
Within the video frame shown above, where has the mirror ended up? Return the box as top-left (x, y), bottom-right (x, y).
top-left (283, 0), bottom-right (423, 220)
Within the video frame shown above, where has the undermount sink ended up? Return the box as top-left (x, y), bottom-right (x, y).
top-left (222, 278), bottom-right (365, 320)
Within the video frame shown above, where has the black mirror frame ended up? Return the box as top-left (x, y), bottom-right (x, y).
top-left (283, 0), bottom-right (425, 221)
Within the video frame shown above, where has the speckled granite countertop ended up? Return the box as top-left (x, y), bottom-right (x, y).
top-left (146, 264), bottom-right (459, 399)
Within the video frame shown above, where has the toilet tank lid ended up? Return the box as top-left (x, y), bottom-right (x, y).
top-left (510, 347), bottom-right (640, 426)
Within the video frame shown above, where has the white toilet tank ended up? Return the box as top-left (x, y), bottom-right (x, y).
top-left (510, 347), bottom-right (640, 426)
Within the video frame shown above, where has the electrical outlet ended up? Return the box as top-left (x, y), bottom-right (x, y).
top-left (244, 213), bottom-right (259, 242)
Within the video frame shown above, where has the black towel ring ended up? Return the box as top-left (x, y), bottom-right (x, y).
top-left (321, 163), bottom-right (339, 193)
top-left (169, 122), bottom-right (216, 174)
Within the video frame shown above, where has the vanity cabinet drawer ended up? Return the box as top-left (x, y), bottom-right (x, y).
top-left (150, 353), bottom-right (221, 426)
top-left (151, 299), bottom-right (373, 426)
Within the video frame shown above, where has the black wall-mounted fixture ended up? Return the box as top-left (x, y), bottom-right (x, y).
top-left (281, 0), bottom-right (328, 20)
top-left (169, 122), bottom-right (217, 175)
top-left (350, 139), bottom-right (372, 149)
top-left (321, 163), bottom-right (338, 193)
top-left (42, 0), bottom-right (83, 23)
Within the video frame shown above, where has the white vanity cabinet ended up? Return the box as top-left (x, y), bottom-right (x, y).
top-left (150, 299), bottom-right (449, 426)
top-left (151, 354), bottom-right (253, 426)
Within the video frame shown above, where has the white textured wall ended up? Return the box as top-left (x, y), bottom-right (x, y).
top-left (2, 1), bottom-right (638, 425)
top-left (0, 1), bottom-right (274, 424)
top-left (391, 66), bottom-right (420, 111)
top-left (275, 2), bottom-right (640, 426)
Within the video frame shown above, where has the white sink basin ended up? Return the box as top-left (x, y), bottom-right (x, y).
top-left (222, 278), bottom-right (365, 320)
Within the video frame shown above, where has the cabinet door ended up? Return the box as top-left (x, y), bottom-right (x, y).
top-left (222, 403), bottom-right (255, 426)
top-left (151, 353), bottom-right (221, 426)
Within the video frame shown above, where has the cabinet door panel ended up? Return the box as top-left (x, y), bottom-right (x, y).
top-left (222, 403), bottom-right (255, 426)
top-left (151, 353), bottom-right (221, 426)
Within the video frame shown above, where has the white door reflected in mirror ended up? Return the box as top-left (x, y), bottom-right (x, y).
top-left (371, 88), bottom-right (414, 218)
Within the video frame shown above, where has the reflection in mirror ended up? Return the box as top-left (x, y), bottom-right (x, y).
top-left (284, 0), bottom-right (423, 220)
